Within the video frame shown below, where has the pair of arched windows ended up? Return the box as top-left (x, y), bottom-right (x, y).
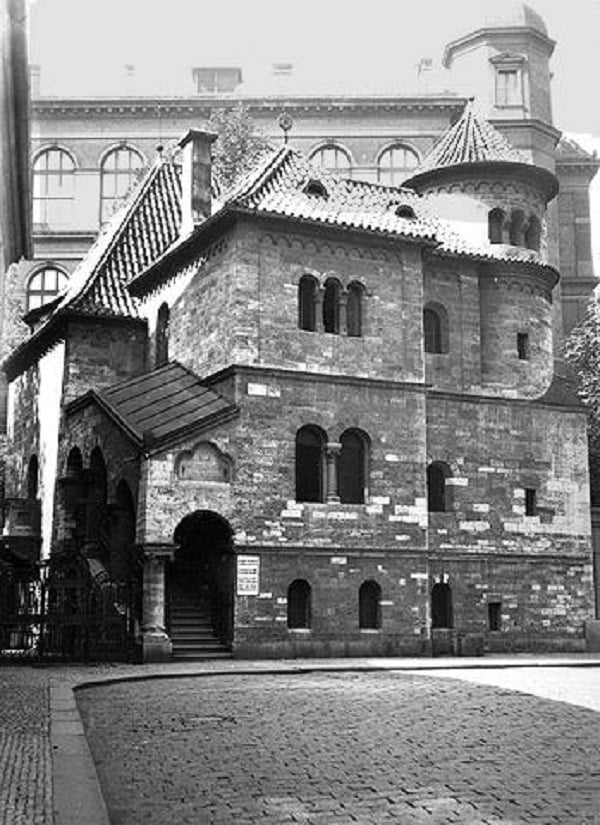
top-left (287, 578), bottom-right (382, 629)
top-left (295, 426), bottom-right (369, 504)
top-left (423, 303), bottom-right (449, 354)
top-left (298, 276), bottom-right (364, 337)
top-left (488, 208), bottom-right (541, 251)
top-left (308, 143), bottom-right (419, 186)
top-left (32, 145), bottom-right (145, 229)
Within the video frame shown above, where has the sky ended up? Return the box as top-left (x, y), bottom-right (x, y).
top-left (27, 0), bottom-right (600, 268)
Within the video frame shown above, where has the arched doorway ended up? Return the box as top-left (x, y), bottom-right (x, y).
top-left (431, 581), bottom-right (454, 657)
top-left (170, 510), bottom-right (234, 647)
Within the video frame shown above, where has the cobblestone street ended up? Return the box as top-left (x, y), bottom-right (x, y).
top-left (77, 670), bottom-right (600, 825)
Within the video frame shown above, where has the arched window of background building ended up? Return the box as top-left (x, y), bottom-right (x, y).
top-left (346, 281), bottom-right (364, 337)
top-left (100, 145), bottom-right (144, 223)
top-left (156, 303), bottom-right (170, 367)
top-left (32, 148), bottom-right (76, 228)
top-left (338, 429), bottom-right (369, 504)
top-left (423, 304), bottom-right (448, 354)
top-left (323, 278), bottom-right (341, 334)
top-left (359, 580), bottom-right (381, 629)
top-left (26, 266), bottom-right (68, 312)
top-left (377, 144), bottom-right (419, 186)
top-left (309, 144), bottom-right (352, 175)
top-left (298, 275), bottom-right (318, 331)
top-left (287, 579), bottom-right (312, 629)
top-left (27, 455), bottom-right (39, 500)
top-left (431, 582), bottom-right (453, 628)
top-left (427, 461), bottom-right (451, 512)
top-left (488, 208), bottom-right (505, 244)
top-left (295, 425), bottom-right (326, 503)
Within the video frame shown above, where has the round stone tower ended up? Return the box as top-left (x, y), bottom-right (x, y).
top-left (404, 100), bottom-right (559, 399)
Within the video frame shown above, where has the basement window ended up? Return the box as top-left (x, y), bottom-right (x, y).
top-left (524, 488), bottom-right (537, 516)
top-left (488, 602), bottom-right (502, 632)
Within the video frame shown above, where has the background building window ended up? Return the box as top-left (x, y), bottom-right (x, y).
top-left (295, 425), bottom-right (326, 502)
top-left (338, 429), bottom-right (368, 504)
top-left (377, 144), bottom-right (419, 186)
top-left (287, 579), bottom-right (311, 629)
top-left (32, 148), bottom-right (75, 228)
top-left (27, 266), bottom-right (68, 311)
top-left (525, 216), bottom-right (541, 251)
top-left (359, 580), bottom-right (381, 629)
top-left (298, 275), bottom-right (318, 331)
top-left (309, 144), bottom-right (352, 175)
top-left (496, 69), bottom-right (521, 106)
top-left (100, 146), bottom-right (144, 223)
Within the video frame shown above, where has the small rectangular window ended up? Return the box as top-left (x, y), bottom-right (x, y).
top-left (517, 332), bottom-right (530, 360)
top-left (488, 602), bottom-right (502, 632)
top-left (525, 488), bottom-right (537, 516)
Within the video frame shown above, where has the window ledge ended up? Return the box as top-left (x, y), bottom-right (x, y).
top-left (359, 628), bottom-right (381, 634)
top-left (288, 628), bottom-right (311, 633)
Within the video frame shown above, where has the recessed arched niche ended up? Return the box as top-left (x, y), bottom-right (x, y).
top-left (175, 441), bottom-right (232, 483)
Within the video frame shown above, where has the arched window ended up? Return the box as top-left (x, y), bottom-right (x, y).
top-left (509, 210), bottom-right (526, 246)
top-left (156, 303), bottom-right (170, 367)
top-left (295, 425), bottom-right (326, 502)
top-left (346, 282), bottom-right (364, 337)
top-left (377, 144), bottom-right (419, 186)
top-left (427, 462), bottom-right (450, 512)
top-left (488, 208), bottom-right (505, 244)
top-left (298, 275), bottom-right (318, 332)
top-left (100, 145), bottom-right (144, 223)
top-left (32, 148), bottom-right (75, 228)
top-left (359, 580), bottom-right (381, 629)
top-left (431, 582), bottom-right (453, 629)
top-left (423, 304), bottom-right (448, 354)
top-left (66, 447), bottom-right (83, 477)
top-left (27, 455), bottom-right (39, 500)
top-left (26, 266), bottom-right (68, 312)
top-left (287, 579), bottom-right (311, 629)
top-left (525, 216), bottom-right (541, 251)
top-left (338, 429), bottom-right (368, 504)
top-left (323, 278), bottom-right (341, 334)
top-left (87, 447), bottom-right (107, 542)
top-left (309, 144), bottom-right (352, 175)
top-left (303, 179), bottom-right (329, 199)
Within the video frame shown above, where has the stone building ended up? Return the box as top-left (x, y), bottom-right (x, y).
top-left (3, 95), bottom-right (596, 660)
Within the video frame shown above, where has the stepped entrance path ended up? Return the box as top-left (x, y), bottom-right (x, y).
top-left (76, 669), bottom-right (600, 825)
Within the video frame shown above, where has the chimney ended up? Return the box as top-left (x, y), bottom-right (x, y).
top-left (124, 63), bottom-right (136, 94)
top-left (29, 64), bottom-right (40, 97)
top-left (416, 57), bottom-right (433, 92)
top-left (177, 129), bottom-right (217, 234)
top-left (271, 62), bottom-right (293, 93)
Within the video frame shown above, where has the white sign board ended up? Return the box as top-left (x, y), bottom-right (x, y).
top-left (237, 555), bottom-right (260, 596)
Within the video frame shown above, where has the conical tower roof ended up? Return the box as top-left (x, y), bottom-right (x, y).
top-left (404, 100), bottom-right (558, 201)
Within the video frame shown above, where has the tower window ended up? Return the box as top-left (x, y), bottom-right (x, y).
top-left (525, 488), bottom-right (537, 516)
top-left (488, 208), bottom-right (506, 244)
top-left (496, 69), bottom-right (521, 106)
top-left (517, 332), bottom-right (530, 361)
top-left (298, 275), bottom-right (318, 332)
top-left (488, 602), bottom-right (502, 632)
top-left (338, 429), bottom-right (368, 504)
top-left (427, 462), bottom-right (450, 513)
top-left (323, 278), bottom-right (341, 334)
top-left (346, 282), bottom-right (364, 338)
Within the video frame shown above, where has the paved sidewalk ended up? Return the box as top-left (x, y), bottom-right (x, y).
top-left (1, 653), bottom-right (599, 824)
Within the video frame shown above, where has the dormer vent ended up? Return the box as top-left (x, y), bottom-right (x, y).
top-left (303, 179), bottom-right (328, 199)
top-left (394, 204), bottom-right (416, 220)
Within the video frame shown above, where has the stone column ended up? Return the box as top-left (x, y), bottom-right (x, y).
top-left (141, 545), bottom-right (174, 662)
top-left (326, 442), bottom-right (342, 503)
top-left (339, 291), bottom-right (348, 336)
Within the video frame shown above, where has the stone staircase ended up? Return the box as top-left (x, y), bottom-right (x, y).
top-left (168, 583), bottom-right (231, 661)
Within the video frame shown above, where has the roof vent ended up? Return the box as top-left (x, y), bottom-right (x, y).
top-left (303, 179), bottom-right (328, 199)
top-left (394, 204), bottom-right (416, 219)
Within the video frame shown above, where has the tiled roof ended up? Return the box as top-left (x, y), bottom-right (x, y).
top-left (84, 362), bottom-right (237, 447)
top-left (410, 99), bottom-right (529, 176)
top-left (556, 134), bottom-right (600, 165)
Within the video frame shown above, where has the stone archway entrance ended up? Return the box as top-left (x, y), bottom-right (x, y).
top-left (168, 511), bottom-right (234, 652)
